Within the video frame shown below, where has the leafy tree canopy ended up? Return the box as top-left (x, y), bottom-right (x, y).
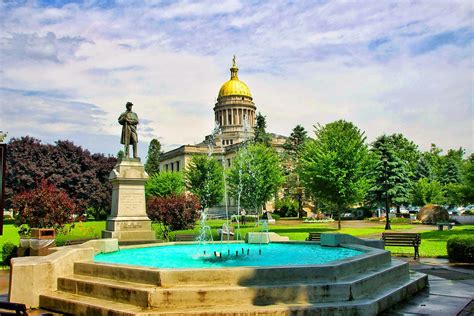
top-left (227, 143), bottom-right (284, 212)
top-left (370, 135), bottom-right (412, 210)
top-left (185, 155), bottom-right (224, 209)
top-left (411, 178), bottom-right (445, 206)
top-left (144, 138), bottom-right (162, 175)
top-left (253, 112), bottom-right (271, 146)
top-left (298, 120), bottom-right (373, 229)
top-left (145, 171), bottom-right (185, 198)
top-left (6, 136), bottom-right (116, 216)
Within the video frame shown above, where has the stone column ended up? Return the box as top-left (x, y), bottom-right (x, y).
top-left (102, 158), bottom-right (155, 242)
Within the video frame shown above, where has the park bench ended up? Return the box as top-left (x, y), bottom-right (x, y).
top-left (436, 222), bottom-right (455, 231)
top-left (174, 234), bottom-right (197, 242)
top-left (305, 232), bottom-right (322, 241)
top-left (382, 232), bottom-right (421, 260)
top-left (0, 301), bottom-right (28, 315)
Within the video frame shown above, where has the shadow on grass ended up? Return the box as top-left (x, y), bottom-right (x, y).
top-left (419, 228), bottom-right (474, 242)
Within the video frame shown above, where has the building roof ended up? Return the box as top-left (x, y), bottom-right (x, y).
top-left (218, 56), bottom-right (252, 99)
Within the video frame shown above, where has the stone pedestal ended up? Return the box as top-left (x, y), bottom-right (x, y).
top-left (102, 158), bottom-right (155, 241)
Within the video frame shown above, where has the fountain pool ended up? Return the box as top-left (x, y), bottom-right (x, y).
top-left (94, 242), bottom-right (365, 269)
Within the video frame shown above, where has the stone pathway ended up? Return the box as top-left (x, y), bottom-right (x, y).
top-left (382, 258), bottom-right (474, 316)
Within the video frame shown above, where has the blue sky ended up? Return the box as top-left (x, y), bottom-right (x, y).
top-left (0, 0), bottom-right (472, 156)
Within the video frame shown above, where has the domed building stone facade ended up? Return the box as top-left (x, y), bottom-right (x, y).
top-left (159, 57), bottom-right (286, 215)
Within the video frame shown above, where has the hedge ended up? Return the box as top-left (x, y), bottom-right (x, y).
top-left (447, 235), bottom-right (474, 263)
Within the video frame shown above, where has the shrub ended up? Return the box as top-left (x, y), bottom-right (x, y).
top-left (145, 172), bottom-right (185, 198)
top-left (447, 235), bottom-right (474, 263)
top-left (147, 193), bottom-right (201, 240)
top-left (390, 217), bottom-right (411, 224)
top-left (2, 242), bottom-right (18, 266)
top-left (274, 198), bottom-right (299, 217)
top-left (270, 213), bottom-right (280, 221)
top-left (12, 179), bottom-right (78, 234)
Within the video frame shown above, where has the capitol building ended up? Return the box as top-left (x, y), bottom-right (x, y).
top-left (159, 58), bottom-right (286, 213)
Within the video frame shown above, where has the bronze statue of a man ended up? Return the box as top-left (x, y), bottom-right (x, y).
top-left (118, 102), bottom-right (139, 158)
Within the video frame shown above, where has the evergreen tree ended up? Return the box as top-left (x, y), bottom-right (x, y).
top-left (370, 135), bottom-right (412, 217)
top-left (253, 112), bottom-right (271, 146)
top-left (185, 155), bottom-right (224, 209)
top-left (117, 150), bottom-right (125, 159)
top-left (298, 120), bottom-right (373, 229)
top-left (283, 125), bottom-right (308, 159)
top-left (145, 139), bottom-right (162, 175)
top-left (460, 154), bottom-right (474, 203)
top-left (414, 155), bottom-right (433, 180)
top-left (282, 125), bottom-right (308, 213)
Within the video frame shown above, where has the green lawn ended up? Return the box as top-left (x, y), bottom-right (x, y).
top-left (385, 225), bottom-right (474, 257)
top-left (2, 220), bottom-right (472, 258)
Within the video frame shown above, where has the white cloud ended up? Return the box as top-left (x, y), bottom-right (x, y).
top-left (0, 0), bottom-right (472, 156)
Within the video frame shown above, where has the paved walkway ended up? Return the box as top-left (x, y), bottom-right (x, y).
top-left (1, 258), bottom-right (473, 315)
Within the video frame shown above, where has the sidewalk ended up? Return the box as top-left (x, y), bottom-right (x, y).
top-left (382, 257), bottom-right (474, 316)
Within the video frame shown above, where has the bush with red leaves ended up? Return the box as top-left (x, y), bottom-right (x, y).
top-left (12, 179), bottom-right (78, 234)
top-left (146, 193), bottom-right (201, 240)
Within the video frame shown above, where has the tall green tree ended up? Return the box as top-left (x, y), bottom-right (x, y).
top-left (185, 155), bottom-right (224, 209)
top-left (370, 135), bottom-right (412, 217)
top-left (460, 154), bottom-right (474, 203)
top-left (227, 143), bottom-right (284, 212)
top-left (117, 150), bottom-right (125, 159)
top-left (411, 178), bottom-right (445, 206)
top-left (439, 148), bottom-right (464, 185)
top-left (282, 125), bottom-right (308, 212)
top-left (253, 112), bottom-right (271, 146)
top-left (384, 134), bottom-right (420, 176)
top-left (145, 139), bottom-right (162, 175)
top-left (145, 171), bottom-right (185, 198)
top-left (298, 120), bottom-right (373, 229)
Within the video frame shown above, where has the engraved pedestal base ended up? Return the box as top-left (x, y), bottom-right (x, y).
top-left (101, 159), bottom-right (155, 242)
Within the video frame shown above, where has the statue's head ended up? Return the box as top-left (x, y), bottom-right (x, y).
top-left (126, 101), bottom-right (133, 110)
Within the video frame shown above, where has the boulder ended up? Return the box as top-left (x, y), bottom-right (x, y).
top-left (417, 204), bottom-right (449, 224)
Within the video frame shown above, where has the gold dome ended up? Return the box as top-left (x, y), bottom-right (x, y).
top-left (218, 56), bottom-right (252, 98)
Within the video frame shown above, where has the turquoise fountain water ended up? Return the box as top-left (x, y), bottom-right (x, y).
top-left (95, 243), bottom-right (364, 269)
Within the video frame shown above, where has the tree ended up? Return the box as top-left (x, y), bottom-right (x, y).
top-left (282, 125), bottom-right (308, 213)
top-left (253, 112), bottom-right (271, 146)
top-left (414, 156), bottom-right (433, 180)
top-left (5, 136), bottom-right (116, 216)
top-left (185, 155), bottom-right (224, 209)
top-left (283, 125), bottom-right (308, 158)
top-left (439, 148), bottom-right (464, 185)
top-left (117, 150), bottom-right (125, 160)
top-left (145, 171), bottom-right (185, 198)
top-left (370, 135), bottom-right (412, 219)
top-left (411, 178), bottom-right (445, 206)
top-left (146, 194), bottom-right (201, 240)
top-left (460, 154), bottom-right (474, 203)
top-left (12, 179), bottom-right (78, 234)
top-left (145, 139), bottom-right (162, 175)
top-left (384, 134), bottom-right (420, 176)
top-left (298, 120), bottom-right (373, 230)
top-left (227, 143), bottom-right (284, 212)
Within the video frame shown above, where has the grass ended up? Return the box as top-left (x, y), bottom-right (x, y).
top-left (1, 219), bottom-right (472, 258)
top-left (385, 225), bottom-right (474, 258)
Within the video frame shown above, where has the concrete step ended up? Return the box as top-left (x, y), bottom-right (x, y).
top-left (57, 275), bottom-right (157, 307)
top-left (39, 272), bottom-right (428, 316)
top-left (75, 249), bottom-right (391, 287)
top-left (59, 261), bottom-right (409, 308)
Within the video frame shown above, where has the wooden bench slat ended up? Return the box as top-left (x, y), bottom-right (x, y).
top-left (382, 232), bottom-right (421, 259)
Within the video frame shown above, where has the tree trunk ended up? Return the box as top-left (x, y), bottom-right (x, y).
top-left (337, 207), bottom-right (341, 230)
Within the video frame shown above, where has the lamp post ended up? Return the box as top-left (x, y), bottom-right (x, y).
top-left (383, 157), bottom-right (391, 230)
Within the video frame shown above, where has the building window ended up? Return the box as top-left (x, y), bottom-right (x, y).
top-left (171, 162), bottom-right (174, 172)
top-left (222, 140), bottom-right (225, 145)
top-left (165, 164), bottom-right (168, 171)
top-left (230, 140), bottom-right (233, 145)
top-left (228, 114), bottom-right (232, 124)
top-left (227, 158), bottom-right (231, 167)
top-left (176, 161), bottom-right (180, 171)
